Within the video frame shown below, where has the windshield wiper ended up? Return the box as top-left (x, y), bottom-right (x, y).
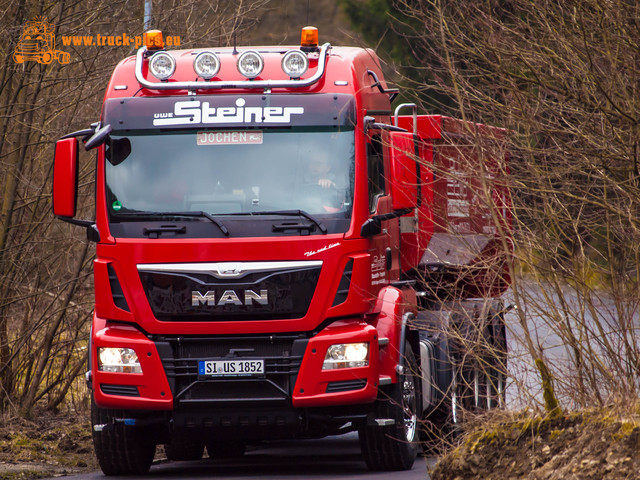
top-left (116, 211), bottom-right (229, 236)
top-left (227, 210), bottom-right (327, 234)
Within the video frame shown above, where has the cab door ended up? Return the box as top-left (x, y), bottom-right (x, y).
top-left (365, 131), bottom-right (401, 294)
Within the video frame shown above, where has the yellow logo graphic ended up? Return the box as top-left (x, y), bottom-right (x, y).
top-left (13, 18), bottom-right (70, 65)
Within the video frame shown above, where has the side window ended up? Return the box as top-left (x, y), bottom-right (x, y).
top-left (367, 135), bottom-right (385, 213)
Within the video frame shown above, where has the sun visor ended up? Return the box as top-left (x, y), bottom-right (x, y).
top-left (102, 94), bottom-right (356, 130)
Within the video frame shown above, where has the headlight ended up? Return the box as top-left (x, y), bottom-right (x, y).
top-left (149, 51), bottom-right (175, 81)
top-left (322, 342), bottom-right (369, 370)
top-left (281, 50), bottom-right (308, 78)
top-left (193, 51), bottom-right (220, 80)
top-left (237, 50), bottom-right (264, 79)
top-left (98, 347), bottom-right (142, 373)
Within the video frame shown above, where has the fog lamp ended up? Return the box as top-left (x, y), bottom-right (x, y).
top-left (322, 342), bottom-right (369, 370)
top-left (98, 347), bottom-right (142, 374)
top-left (149, 51), bottom-right (175, 81)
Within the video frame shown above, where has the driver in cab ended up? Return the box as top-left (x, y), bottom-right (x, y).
top-left (306, 153), bottom-right (336, 189)
top-left (303, 153), bottom-right (342, 213)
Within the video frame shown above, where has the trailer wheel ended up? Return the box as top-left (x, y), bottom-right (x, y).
top-left (91, 400), bottom-right (155, 475)
top-left (164, 438), bottom-right (204, 461)
top-left (359, 343), bottom-right (418, 471)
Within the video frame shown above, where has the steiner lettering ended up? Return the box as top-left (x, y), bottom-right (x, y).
top-left (153, 98), bottom-right (304, 126)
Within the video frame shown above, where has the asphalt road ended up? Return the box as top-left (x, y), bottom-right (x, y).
top-left (48, 433), bottom-right (433, 480)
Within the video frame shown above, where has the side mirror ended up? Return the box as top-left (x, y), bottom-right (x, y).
top-left (84, 123), bottom-right (112, 151)
top-left (53, 137), bottom-right (79, 218)
top-left (389, 132), bottom-right (419, 210)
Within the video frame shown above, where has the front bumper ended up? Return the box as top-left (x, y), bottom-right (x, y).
top-left (92, 316), bottom-right (380, 411)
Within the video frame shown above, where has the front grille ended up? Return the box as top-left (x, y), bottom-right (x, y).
top-left (140, 266), bottom-right (321, 321)
top-left (155, 334), bottom-right (308, 405)
top-left (183, 379), bottom-right (289, 403)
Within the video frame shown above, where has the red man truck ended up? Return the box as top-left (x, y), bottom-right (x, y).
top-left (52, 27), bottom-right (511, 474)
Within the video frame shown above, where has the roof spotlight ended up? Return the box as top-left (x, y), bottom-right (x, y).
top-left (193, 51), bottom-right (220, 80)
top-left (281, 50), bottom-right (308, 79)
top-left (237, 50), bottom-right (264, 79)
top-left (149, 51), bottom-right (175, 81)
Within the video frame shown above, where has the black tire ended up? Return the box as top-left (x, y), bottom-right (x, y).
top-left (359, 343), bottom-right (419, 471)
top-left (206, 441), bottom-right (246, 459)
top-left (420, 362), bottom-right (464, 454)
top-left (165, 437), bottom-right (204, 461)
top-left (421, 302), bottom-right (508, 453)
top-left (91, 400), bottom-right (155, 475)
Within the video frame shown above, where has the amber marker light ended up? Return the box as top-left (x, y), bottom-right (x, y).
top-left (145, 30), bottom-right (164, 50)
top-left (300, 26), bottom-right (319, 49)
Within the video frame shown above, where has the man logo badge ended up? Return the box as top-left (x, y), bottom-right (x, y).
top-left (192, 289), bottom-right (268, 306)
top-left (216, 263), bottom-right (241, 277)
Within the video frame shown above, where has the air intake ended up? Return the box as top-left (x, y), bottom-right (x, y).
top-left (107, 264), bottom-right (130, 312)
top-left (331, 259), bottom-right (353, 307)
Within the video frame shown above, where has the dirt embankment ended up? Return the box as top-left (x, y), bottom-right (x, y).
top-left (430, 410), bottom-right (640, 480)
top-left (0, 411), bottom-right (96, 479)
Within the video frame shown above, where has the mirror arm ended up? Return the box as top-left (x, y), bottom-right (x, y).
top-left (56, 217), bottom-right (100, 242)
top-left (60, 128), bottom-right (95, 140)
top-left (363, 115), bottom-right (408, 134)
top-left (84, 124), bottom-right (112, 151)
top-left (360, 208), bottom-right (413, 237)
top-left (56, 216), bottom-right (93, 227)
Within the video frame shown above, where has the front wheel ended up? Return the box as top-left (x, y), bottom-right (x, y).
top-left (91, 400), bottom-right (156, 475)
top-left (359, 342), bottom-right (419, 471)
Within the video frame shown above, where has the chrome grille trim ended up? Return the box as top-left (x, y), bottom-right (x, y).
top-left (137, 260), bottom-right (322, 279)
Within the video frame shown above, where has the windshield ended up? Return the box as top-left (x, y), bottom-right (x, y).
top-left (105, 127), bottom-right (355, 236)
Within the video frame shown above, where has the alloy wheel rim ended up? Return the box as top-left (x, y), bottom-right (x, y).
top-left (402, 377), bottom-right (417, 441)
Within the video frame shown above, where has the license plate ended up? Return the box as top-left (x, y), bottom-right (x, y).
top-left (198, 359), bottom-right (265, 377)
